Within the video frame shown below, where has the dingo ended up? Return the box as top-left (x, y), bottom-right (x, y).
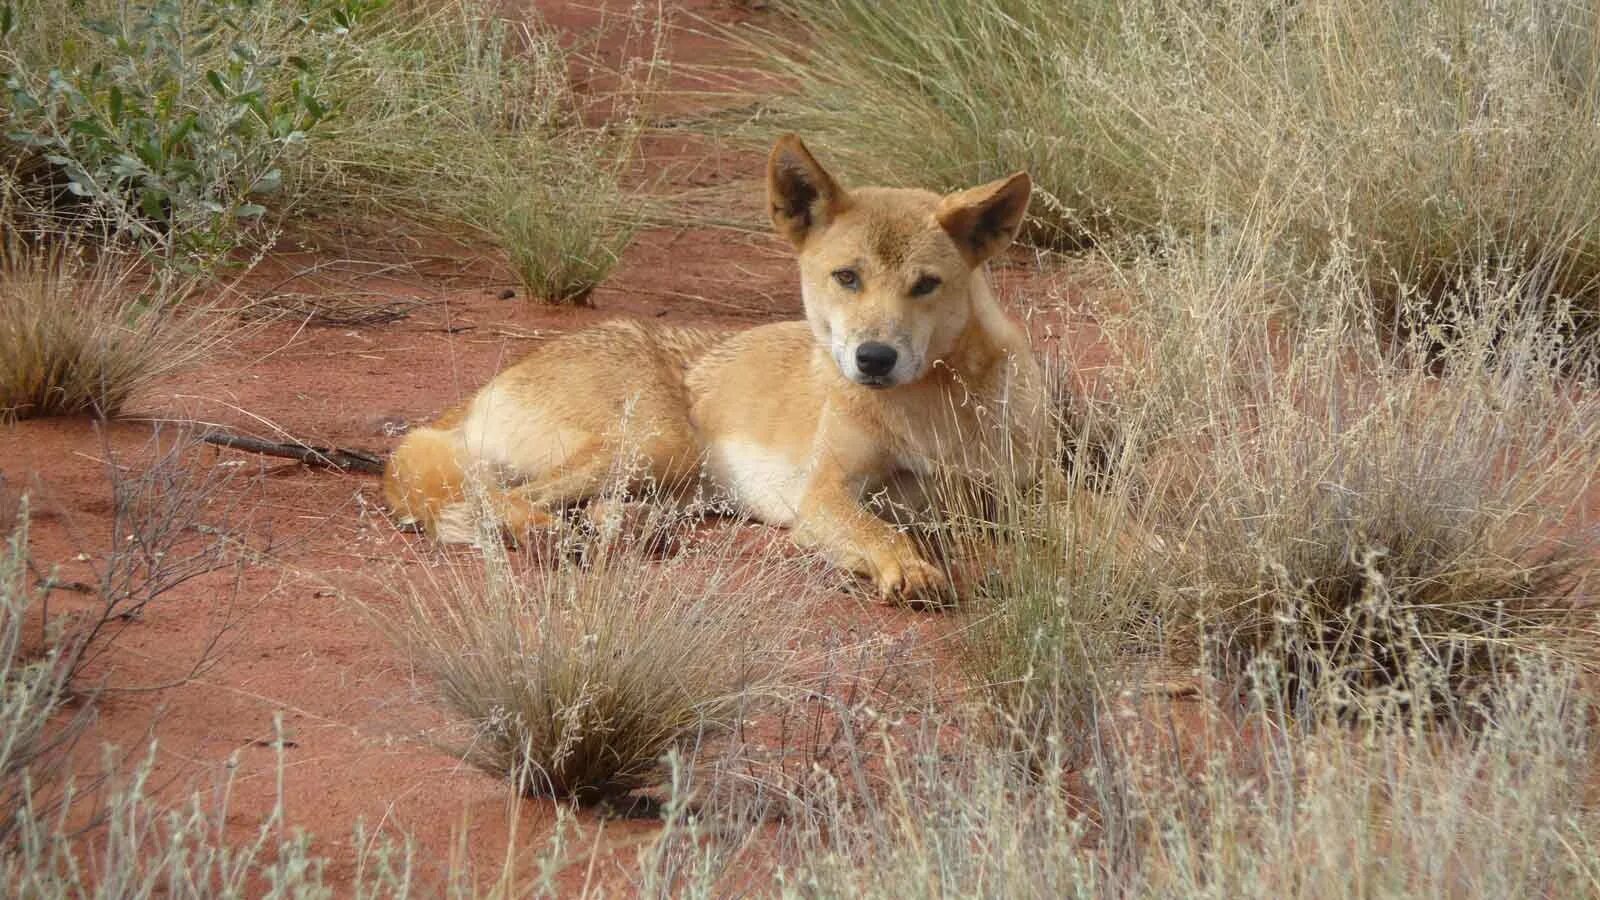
top-left (383, 135), bottom-right (1057, 603)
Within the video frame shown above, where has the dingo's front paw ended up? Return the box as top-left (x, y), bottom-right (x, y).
top-left (875, 555), bottom-right (950, 607)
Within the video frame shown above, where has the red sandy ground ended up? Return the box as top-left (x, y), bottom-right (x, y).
top-left (0, 1), bottom-right (1117, 893)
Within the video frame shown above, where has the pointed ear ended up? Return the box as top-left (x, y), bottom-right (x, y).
top-left (767, 134), bottom-right (845, 248)
top-left (936, 172), bottom-right (1032, 266)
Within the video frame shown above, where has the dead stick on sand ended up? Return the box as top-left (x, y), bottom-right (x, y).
top-left (201, 429), bottom-right (387, 475)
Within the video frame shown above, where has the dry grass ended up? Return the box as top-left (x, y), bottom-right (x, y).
top-left (298, 0), bottom-right (644, 303)
top-left (1104, 237), bottom-right (1600, 716)
top-left (0, 243), bottom-right (222, 420)
top-left (749, 0), bottom-right (1600, 323)
top-left (893, 361), bottom-right (1161, 764)
top-left (756, 663), bottom-right (1599, 899)
top-left (383, 494), bottom-right (820, 803)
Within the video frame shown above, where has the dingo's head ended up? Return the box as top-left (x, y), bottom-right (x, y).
top-left (767, 134), bottom-right (1031, 389)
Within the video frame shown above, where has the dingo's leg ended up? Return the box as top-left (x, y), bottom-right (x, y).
top-left (795, 458), bottom-right (950, 605)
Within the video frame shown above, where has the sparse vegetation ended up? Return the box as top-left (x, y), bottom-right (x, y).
top-left (3, 728), bottom-right (423, 898)
top-left (752, 0), bottom-right (1600, 322)
top-left (0, 506), bottom-right (81, 849)
top-left (467, 151), bottom-right (636, 305)
top-left (5, 0), bottom-right (1600, 894)
top-left (1, 435), bottom-right (245, 838)
top-left (763, 663), bottom-right (1600, 898)
top-left (59, 434), bottom-right (252, 685)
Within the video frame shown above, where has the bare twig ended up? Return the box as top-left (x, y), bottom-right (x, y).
top-left (31, 432), bottom-right (264, 693)
top-left (201, 429), bottom-right (387, 475)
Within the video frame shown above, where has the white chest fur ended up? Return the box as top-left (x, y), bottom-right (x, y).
top-left (706, 439), bottom-right (810, 526)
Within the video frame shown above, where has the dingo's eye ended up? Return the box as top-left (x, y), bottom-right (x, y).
top-left (910, 275), bottom-right (942, 297)
top-left (832, 268), bottom-right (861, 290)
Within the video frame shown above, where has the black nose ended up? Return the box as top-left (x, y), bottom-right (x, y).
top-left (851, 339), bottom-right (902, 374)
top-left (855, 342), bottom-right (899, 377)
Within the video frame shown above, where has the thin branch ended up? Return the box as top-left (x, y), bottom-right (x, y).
top-left (201, 429), bottom-right (387, 475)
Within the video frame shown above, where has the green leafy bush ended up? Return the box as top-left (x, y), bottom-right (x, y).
top-left (0, 0), bottom-right (386, 264)
top-left (2, 0), bottom-right (639, 297)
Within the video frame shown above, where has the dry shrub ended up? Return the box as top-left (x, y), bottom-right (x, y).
top-left (387, 497), bottom-right (818, 803)
top-left (1112, 239), bottom-right (1600, 716)
top-left (60, 434), bottom-right (254, 687)
top-left (0, 506), bottom-right (81, 849)
top-left (1, 435), bottom-right (254, 867)
top-left (0, 244), bottom-right (221, 419)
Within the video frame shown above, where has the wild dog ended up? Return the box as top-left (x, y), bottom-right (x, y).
top-left (383, 135), bottom-right (1059, 603)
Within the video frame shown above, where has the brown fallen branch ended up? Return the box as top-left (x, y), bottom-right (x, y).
top-left (201, 429), bottom-right (387, 475)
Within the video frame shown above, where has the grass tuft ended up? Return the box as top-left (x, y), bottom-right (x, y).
top-left (0, 243), bottom-right (221, 419)
top-left (297, 0), bottom-right (642, 303)
top-left (385, 497), bottom-right (813, 803)
top-left (911, 362), bottom-right (1160, 763)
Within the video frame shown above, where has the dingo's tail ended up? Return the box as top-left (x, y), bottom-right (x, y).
top-left (382, 426), bottom-right (467, 537)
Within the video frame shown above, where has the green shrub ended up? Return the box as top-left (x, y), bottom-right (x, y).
top-left (2, 0), bottom-right (638, 298)
top-left (0, 0), bottom-right (378, 265)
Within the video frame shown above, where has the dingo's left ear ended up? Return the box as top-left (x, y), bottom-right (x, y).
top-left (768, 134), bottom-right (845, 248)
top-left (937, 172), bottom-right (1032, 266)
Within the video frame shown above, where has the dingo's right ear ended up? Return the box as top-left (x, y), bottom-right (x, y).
top-left (768, 134), bottom-right (845, 248)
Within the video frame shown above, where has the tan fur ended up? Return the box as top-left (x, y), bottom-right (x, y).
top-left (383, 135), bottom-right (1061, 602)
